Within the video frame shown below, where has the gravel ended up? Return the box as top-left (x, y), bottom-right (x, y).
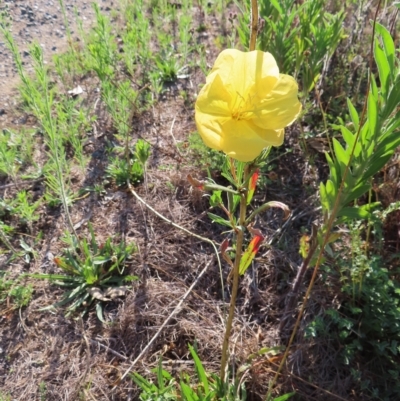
top-left (0, 0), bottom-right (116, 125)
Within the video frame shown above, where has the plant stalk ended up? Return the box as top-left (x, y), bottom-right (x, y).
top-left (249, 0), bottom-right (259, 51)
top-left (220, 190), bottom-right (247, 382)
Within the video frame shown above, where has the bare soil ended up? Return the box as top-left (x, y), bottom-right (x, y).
top-left (0, 0), bottom-right (115, 128)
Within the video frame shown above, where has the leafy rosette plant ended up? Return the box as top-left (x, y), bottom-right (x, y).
top-left (195, 49), bottom-right (301, 162)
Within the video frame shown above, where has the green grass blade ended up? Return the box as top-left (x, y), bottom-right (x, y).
top-left (273, 392), bottom-right (296, 401)
top-left (180, 382), bottom-right (197, 401)
top-left (188, 344), bottom-right (209, 395)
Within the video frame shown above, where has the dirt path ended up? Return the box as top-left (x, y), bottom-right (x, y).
top-left (0, 0), bottom-right (115, 126)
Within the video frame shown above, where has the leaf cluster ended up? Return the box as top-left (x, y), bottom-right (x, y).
top-left (307, 223), bottom-right (400, 400)
top-left (133, 344), bottom-right (247, 401)
top-left (106, 139), bottom-right (151, 187)
top-left (320, 23), bottom-right (400, 223)
top-left (30, 223), bottom-right (138, 320)
top-left (133, 344), bottom-right (294, 401)
top-left (0, 272), bottom-right (34, 309)
top-left (236, 0), bottom-right (345, 95)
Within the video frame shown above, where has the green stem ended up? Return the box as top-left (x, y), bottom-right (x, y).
top-left (220, 190), bottom-right (247, 382)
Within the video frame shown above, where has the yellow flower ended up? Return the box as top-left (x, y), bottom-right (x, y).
top-left (195, 49), bottom-right (302, 162)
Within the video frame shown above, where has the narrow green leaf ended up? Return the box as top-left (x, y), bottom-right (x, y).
top-left (360, 122), bottom-right (371, 158)
top-left (232, 194), bottom-right (241, 213)
top-left (221, 160), bottom-right (236, 187)
top-left (227, 191), bottom-right (235, 214)
top-left (363, 150), bottom-right (395, 181)
top-left (332, 138), bottom-right (348, 173)
top-left (340, 126), bottom-right (354, 151)
top-left (66, 291), bottom-right (90, 314)
top-left (385, 110), bottom-right (400, 135)
top-left (82, 239), bottom-right (90, 259)
top-left (180, 382), bottom-right (197, 401)
top-left (207, 213), bottom-right (233, 228)
top-left (325, 152), bottom-right (338, 187)
top-left (377, 132), bottom-right (400, 154)
top-left (343, 183), bottom-right (371, 205)
top-left (66, 250), bottom-right (82, 273)
top-left (44, 287), bottom-right (87, 309)
top-left (55, 281), bottom-right (81, 287)
top-left (235, 161), bottom-right (246, 185)
top-left (124, 275), bottom-right (139, 282)
top-left (96, 302), bottom-right (105, 322)
top-left (337, 203), bottom-right (380, 220)
top-left (93, 256), bottom-right (112, 265)
top-left (270, 0), bottom-right (284, 15)
top-left (29, 273), bottom-right (77, 281)
top-left (131, 373), bottom-right (154, 392)
top-left (374, 38), bottom-right (390, 98)
top-left (157, 356), bottom-right (164, 391)
top-left (370, 73), bottom-right (379, 100)
top-left (367, 91), bottom-right (378, 141)
top-left (151, 367), bottom-right (173, 381)
top-left (273, 392), bottom-right (296, 401)
top-left (319, 182), bottom-right (329, 212)
top-left (375, 22), bottom-right (395, 74)
top-left (88, 222), bottom-right (98, 254)
top-left (346, 99), bottom-right (359, 132)
top-left (343, 167), bottom-right (357, 189)
top-left (189, 344), bottom-right (209, 395)
top-left (66, 283), bottom-right (88, 299)
top-left (325, 179), bottom-right (337, 210)
top-left (382, 76), bottom-right (400, 121)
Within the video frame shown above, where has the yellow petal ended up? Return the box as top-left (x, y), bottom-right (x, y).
top-left (195, 110), bottom-right (226, 151)
top-left (208, 49), bottom-right (280, 101)
top-left (249, 124), bottom-right (285, 146)
top-left (252, 74), bottom-right (302, 130)
top-left (219, 119), bottom-right (274, 162)
top-left (195, 74), bottom-right (231, 117)
top-left (194, 49), bottom-right (299, 160)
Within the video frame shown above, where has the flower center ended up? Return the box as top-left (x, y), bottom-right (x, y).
top-left (231, 93), bottom-right (255, 121)
top-left (232, 108), bottom-right (253, 121)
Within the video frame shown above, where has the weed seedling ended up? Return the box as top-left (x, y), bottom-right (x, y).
top-left (0, 272), bottom-right (34, 310)
top-left (31, 223), bottom-right (138, 320)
